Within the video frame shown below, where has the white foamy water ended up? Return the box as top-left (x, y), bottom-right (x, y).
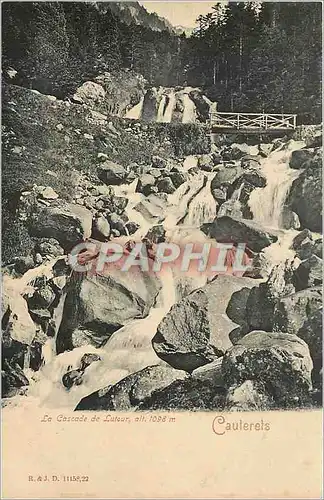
top-left (126, 86), bottom-right (210, 124)
top-left (4, 137), bottom-right (312, 412)
top-left (124, 97), bottom-right (144, 120)
top-left (186, 176), bottom-right (217, 226)
top-left (156, 95), bottom-right (167, 122)
top-left (248, 140), bottom-right (307, 271)
top-left (262, 229), bottom-right (299, 267)
top-left (163, 91), bottom-right (176, 123)
top-left (164, 172), bottom-right (207, 229)
top-left (182, 93), bottom-right (196, 124)
top-left (13, 267), bottom-right (177, 410)
top-left (249, 140), bottom-right (305, 229)
top-left (183, 155), bottom-right (198, 172)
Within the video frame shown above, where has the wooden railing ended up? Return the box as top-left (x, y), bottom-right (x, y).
top-left (210, 112), bottom-right (297, 130)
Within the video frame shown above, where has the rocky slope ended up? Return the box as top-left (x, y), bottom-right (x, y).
top-left (2, 80), bottom-right (322, 412)
top-left (96, 2), bottom-right (175, 33)
top-left (2, 83), bottom-right (209, 263)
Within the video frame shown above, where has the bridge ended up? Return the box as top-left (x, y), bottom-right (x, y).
top-left (210, 111), bottom-right (297, 134)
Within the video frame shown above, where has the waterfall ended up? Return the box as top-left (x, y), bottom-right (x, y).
top-left (164, 172), bottom-right (206, 230)
top-left (249, 140), bottom-right (305, 229)
top-left (17, 165), bottom-right (219, 410)
top-left (113, 178), bottom-right (153, 240)
top-left (182, 93), bottom-right (196, 123)
top-left (10, 145), bottom-right (310, 411)
top-left (124, 96), bottom-right (144, 120)
top-left (156, 95), bottom-right (167, 122)
top-left (162, 90), bottom-right (176, 123)
top-left (125, 86), bottom-right (213, 124)
top-left (19, 267), bottom-right (177, 410)
top-left (186, 175), bottom-right (217, 226)
top-left (183, 155), bottom-right (198, 172)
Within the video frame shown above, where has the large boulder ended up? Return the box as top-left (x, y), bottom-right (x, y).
top-left (157, 177), bottom-right (176, 194)
top-left (228, 260), bottom-right (296, 338)
top-left (136, 174), bottom-right (156, 196)
top-left (222, 331), bottom-right (313, 407)
top-left (211, 165), bottom-right (244, 191)
top-left (231, 168), bottom-right (267, 191)
top-left (73, 81), bottom-right (106, 105)
top-left (228, 143), bottom-right (259, 160)
top-left (2, 284), bottom-right (36, 346)
top-left (211, 186), bottom-right (227, 205)
top-left (152, 290), bottom-right (219, 372)
top-left (191, 357), bottom-right (224, 387)
top-left (75, 364), bottom-right (187, 411)
top-left (226, 287), bottom-right (254, 342)
top-left (293, 255), bottom-right (322, 290)
top-left (225, 379), bottom-right (273, 411)
top-left (142, 89), bottom-right (158, 122)
top-left (288, 149), bottom-right (322, 232)
top-left (134, 194), bottom-right (167, 224)
top-left (29, 202), bottom-right (92, 251)
top-left (240, 154), bottom-right (262, 169)
top-left (152, 275), bottom-right (256, 373)
top-left (201, 215), bottom-right (278, 253)
top-left (197, 154), bottom-right (214, 172)
top-left (56, 266), bottom-right (161, 353)
top-left (289, 148), bottom-right (316, 169)
top-left (273, 287), bottom-right (322, 336)
top-left (170, 170), bottom-right (187, 188)
top-left (281, 208), bottom-right (301, 230)
top-left (97, 160), bottom-right (128, 186)
top-left (291, 229), bottom-right (314, 260)
top-left (137, 378), bottom-right (226, 411)
top-left (297, 308), bottom-right (322, 382)
top-left (2, 285), bottom-right (35, 398)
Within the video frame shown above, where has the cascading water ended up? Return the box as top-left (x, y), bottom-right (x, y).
top-left (183, 155), bottom-right (198, 172)
top-left (125, 86), bottom-right (211, 124)
top-left (18, 266), bottom-right (177, 410)
top-left (156, 95), bottom-right (167, 122)
top-left (124, 96), bottom-right (144, 120)
top-left (249, 140), bottom-right (305, 229)
top-left (4, 153), bottom-right (239, 411)
top-left (248, 139), bottom-right (306, 266)
top-left (113, 179), bottom-right (152, 240)
top-left (182, 93), bottom-right (196, 124)
top-left (163, 171), bottom-right (207, 230)
top-left (162, 90), bottom-right (176, 123)
top-left (185, 175), bottom-right (217, 226)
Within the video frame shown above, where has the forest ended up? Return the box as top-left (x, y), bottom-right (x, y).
top-left (2, 1), bottom-right (322, 122)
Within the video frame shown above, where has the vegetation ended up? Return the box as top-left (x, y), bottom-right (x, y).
top-left (183, 2), bottom-right (322, 123)
top-left (1, 83), bottom-right (209, 260)
top-left (2, 2), bottom-right (321, 122)
top-left (2, 2), bottom-right (181, 96)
